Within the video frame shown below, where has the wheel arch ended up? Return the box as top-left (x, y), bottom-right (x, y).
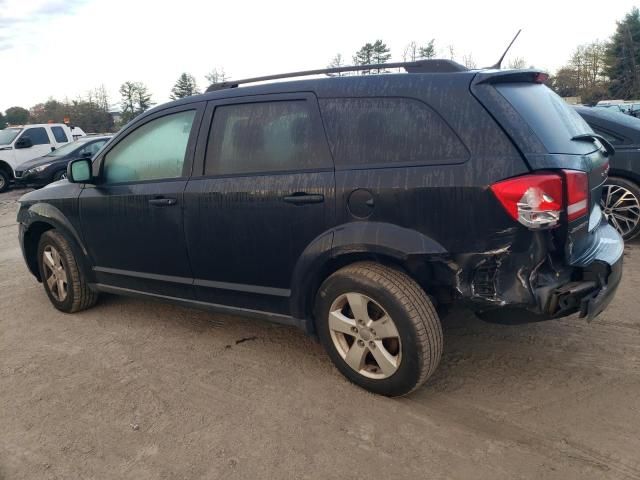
top-left (20, 204), bottom-right (93, 282)
top-left (608, 169), bottom-right (640, 187)
top-left (289, 222), bottom-right (449, 335)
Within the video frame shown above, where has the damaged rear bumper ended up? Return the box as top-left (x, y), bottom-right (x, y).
top-left (453, 221), bottom-right (624, 323)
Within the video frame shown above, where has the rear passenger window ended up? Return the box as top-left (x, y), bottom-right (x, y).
top-left (319, 97), bottom-right (468, 167)
top-left (21, 127), bottom-right (50, 145)
top-left (51, 126), bottom-right (69, 143)
top-left (205, 100), bottom-right (331, 176)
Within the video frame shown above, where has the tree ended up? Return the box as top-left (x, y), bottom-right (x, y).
top-left (418, 39), bottom-right (436, 59)
top-left (0, 112), bottom-right (5, 129)
top-left (205, 68), bottom-right (230, 85)
top-left (507, 57), bottom-right (527, 69)
top-left (462, 53), bottom-right (477, 69)
top-left (327, 53), bottom-right (346, 76)
top-left (605, 7), bottom-right (640, 99)
top-left (4, 106), bottom-right (29, 125)
top-left (170, 73), bottom-right (200, 100)
top-left (353, 42), bottom-right (376, 74)
top-left (403, 41), bottom-right (419, 62)
top-left (371, 40), bottom-right (391, 72)
top-left (119, 81), bottom-right (153, 123)
top-left (550, 41), bottom-right (608, 102)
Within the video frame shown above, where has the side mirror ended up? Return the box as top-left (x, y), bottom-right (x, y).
top-left (67, 158), bottom-right (93, 183)
top-left (15, 137), bottom-right (32, 149)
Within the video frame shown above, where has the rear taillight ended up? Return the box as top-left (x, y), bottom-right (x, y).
top-left (491, 170), bottom-right (589, 229)
top-left (564, 170), bottom-right (589, 222)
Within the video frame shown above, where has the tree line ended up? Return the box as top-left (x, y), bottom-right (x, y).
top-left (2, 8), bottom-right (640, 132)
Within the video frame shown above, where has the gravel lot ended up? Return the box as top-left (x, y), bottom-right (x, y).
top-left (1, 187), bottom-right (639, 480)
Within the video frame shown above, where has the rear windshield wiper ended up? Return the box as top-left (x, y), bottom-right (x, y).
top-left (571, 133), bottom-right (615, 157)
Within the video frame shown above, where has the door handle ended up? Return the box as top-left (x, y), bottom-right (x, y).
top-left (148, 197), bottom-right (177, 206)
top-left (283, 193), bottom-right (324, 205)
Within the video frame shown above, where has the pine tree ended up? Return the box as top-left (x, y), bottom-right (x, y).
top-left (605, 8), bottom-right (640, 99)
top-left (372, 40), bottom-right (391, 72)
top-left (353, 42), bottom-right (376, 74)
top-left (418, 40), bottom-right (436, 59)
top-left (119, 81), bottom-right (153, 123)
top-left (170, 73), bottom-right (200, 100)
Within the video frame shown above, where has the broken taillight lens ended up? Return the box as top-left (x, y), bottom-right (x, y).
top-left (490, 173), bottom-right (564, 229)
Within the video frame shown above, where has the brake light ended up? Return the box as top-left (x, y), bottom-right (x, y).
top-left (491, 174), bottom-right (563, 229)
top-left (564, 170), bottom-right (589, 221)
top-left (491, 171), bottom-right (590, 229)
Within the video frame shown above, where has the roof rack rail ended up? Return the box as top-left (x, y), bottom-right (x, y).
top-left (205, 59), bottom-right (467, 92)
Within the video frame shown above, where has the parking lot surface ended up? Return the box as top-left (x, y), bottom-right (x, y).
top-left (1, 188), bottom-right (640, 479)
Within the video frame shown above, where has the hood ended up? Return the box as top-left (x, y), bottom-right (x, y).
top-left (18, 153), bottom-right (66, 171)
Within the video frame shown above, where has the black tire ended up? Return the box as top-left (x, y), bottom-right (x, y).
top-left (315, 262), bottom-right (443, 397)
top-left (0, 169), bottom-right (9, 193)
top-left (37, 230), bottom-right (98, 313)
top-left (52, 169), bottom-right (67, 182)
top-left (601, 176), bottom-right (640, 241)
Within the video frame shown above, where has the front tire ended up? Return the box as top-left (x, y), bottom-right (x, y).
top-left (37, 230), bottom-right (98, 313)
top-left (315, 262), bottom-right (443, 397)
top-left (0, 170), bottom-right (9, 193)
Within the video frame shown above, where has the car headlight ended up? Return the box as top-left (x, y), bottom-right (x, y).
top-left (27, 163), bottom-right (52, 174)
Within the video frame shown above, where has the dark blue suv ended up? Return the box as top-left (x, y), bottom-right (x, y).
top-left (16, 61), bottom-right (624, 396)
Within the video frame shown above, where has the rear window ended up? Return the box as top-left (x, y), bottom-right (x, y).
top-left (51, 126), bottom-right (69, 143)
top-left (319, 97), bottom-right (468, 168)
top-left (496, 84), bottom-right (595, 154)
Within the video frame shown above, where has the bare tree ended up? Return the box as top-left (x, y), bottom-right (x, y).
top-left (403, 41), bottom-right (418, 62)
top-left (507, 57), bottom-right (527, 69)
top-left (462, 53), bottom-right (477, 69)
top-left (205, 68), bottom-right (230, 85)
top-left (327, 53), bottom-right (346, 76)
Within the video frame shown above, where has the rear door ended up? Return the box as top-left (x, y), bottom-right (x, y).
top-left (184, 93), bottom-right (335, 314)
top-left (79, 104), bottom-right (204, 298)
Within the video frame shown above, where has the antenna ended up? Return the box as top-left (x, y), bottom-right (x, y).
top-left (487, 29), bottom-right (522, 69)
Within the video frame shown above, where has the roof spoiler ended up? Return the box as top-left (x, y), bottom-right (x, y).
top-left (474, 69), bottom-right (549, 85)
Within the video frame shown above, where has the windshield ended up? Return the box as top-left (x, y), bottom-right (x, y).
top-left (0, 128), bottom-right (22, 146)
top-left (47, 140), bottom-right (84, 157)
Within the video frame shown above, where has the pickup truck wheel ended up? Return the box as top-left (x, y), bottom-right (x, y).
top-left (601, 176), bottom-right (640, 240)
top-left (37, 230), bottom-right (98, 313)
top-left (0, 170), bottom-right (9, 193)
top-left (315, 262), bottom-right (443, 397)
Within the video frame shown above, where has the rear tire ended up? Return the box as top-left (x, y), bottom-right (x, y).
top-left (37, 230), bottom-right (98, 313)
top-left (601, 176), bottom-right (640, 241)
top-left (315, 262), bottom-right (443, 397)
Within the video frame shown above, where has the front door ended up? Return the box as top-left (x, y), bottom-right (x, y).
top-left (184, 94), bottom-right (335, 314)
top-left (79, 105), bottom-right (203, 298)
top-left (14, 127), bottom-right (53, 166)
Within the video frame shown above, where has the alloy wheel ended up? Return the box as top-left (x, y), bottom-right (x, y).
top-left (42, 245), bottom-right (68, 302)
top-left (328, 292), bottom-right (402, 379)
top-left (601, 183), bottom-right (640, 238)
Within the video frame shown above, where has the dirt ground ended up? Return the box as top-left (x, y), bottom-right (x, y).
top-left (1, 187), bottom-right (639, 480)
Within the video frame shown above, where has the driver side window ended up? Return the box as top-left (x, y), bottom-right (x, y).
top-left (103, 110), bottom-right (196, 184)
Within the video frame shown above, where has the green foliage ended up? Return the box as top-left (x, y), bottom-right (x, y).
top-left (354, 40), bottom-right (391, 74)
top-left (4, 106), bottom-right (29, 125)
top-left (418, 40), bottom-right (436, 59)
top-left (26, 94), bottom-right (114, 133)
top-left (170, 73), bottom-right (200, 100)
top-left (0, 112), bottom-right (5, 129)
top-left (120, 81), bottom-right (153, 123)
top-left (605, 7), bottom-right (640, 99)
top-left (550, 41), bottom-right (609, 103)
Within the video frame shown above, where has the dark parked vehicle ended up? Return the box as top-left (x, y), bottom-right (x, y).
top-left (14, 135), bottom-right (111, 188)
top-left (16, 61), bottom-right (623, 396)
top-left (575, 106), bottom-right (640, 240)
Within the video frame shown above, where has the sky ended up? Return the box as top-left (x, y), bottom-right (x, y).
top-left (0, 0), bottom-right (638, 113)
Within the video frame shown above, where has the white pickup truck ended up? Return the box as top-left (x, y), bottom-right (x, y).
top-left (0, 123), bottom-right (86, 192)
